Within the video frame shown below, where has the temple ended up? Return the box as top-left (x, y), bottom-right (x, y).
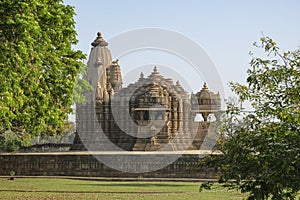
top-left (72, 32), bottom-right (221, 151)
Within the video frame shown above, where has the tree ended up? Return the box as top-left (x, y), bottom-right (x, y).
top-left (202, 37), bottom-right (300, 199)
top-left (0, 0), bottom-right (86, 151)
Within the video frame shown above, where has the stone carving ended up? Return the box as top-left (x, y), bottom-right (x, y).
top-left (73, 32), bottom-right (221, 151)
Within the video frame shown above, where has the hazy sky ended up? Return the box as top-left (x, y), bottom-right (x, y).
top-left (64, 0), bottom-right (300, 99)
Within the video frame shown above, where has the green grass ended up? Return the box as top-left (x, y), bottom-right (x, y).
top-left (0, 178), bottom-right (247, 200)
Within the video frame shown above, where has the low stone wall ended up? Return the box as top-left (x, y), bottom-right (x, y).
top-left (19, 143), bottom-right (72, 152)
top-left (0, 151), bottom-right (216, 178)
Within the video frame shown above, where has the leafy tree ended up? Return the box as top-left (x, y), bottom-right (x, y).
top-left (73, 63), bottom-right (93, 104)
top-left (202, 37), bottom-right (300, 199)
top-left (0, 131), bottom-right (31, 152)
top-left (0, 0), bottom-right (86, 151)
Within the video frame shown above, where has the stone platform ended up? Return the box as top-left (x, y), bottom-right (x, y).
top-left (0, 151), bottom-right (218, 178)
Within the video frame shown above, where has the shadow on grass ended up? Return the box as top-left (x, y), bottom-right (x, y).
top-left (72, 183), bottom-right (189, 187)
top-left (0, 190), bottom-right (185, 194)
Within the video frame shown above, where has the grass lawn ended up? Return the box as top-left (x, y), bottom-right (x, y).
top-left (0, 178), bottom-right (247, 200)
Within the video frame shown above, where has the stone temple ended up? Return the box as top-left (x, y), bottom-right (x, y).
top-left (72, 32), bottom-right (221, 152)
top-left (0, 32), bottom-right (223, 178)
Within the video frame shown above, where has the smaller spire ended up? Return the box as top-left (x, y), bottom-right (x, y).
top-left (203, 82), bottom-right (208, 90)
top-left (112, 59), bottom-right (119, 65)
top-left (140, 72), bottom-right (144, 79)
top-left (148, 66), bottom-right (162, 79)
top-left (176, 80), bottom-right (180, 86)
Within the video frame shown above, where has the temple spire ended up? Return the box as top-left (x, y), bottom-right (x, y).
top-left (91, 32), bottom-right (108, 47)
top-left (140, 72), bottom-right (144, 79)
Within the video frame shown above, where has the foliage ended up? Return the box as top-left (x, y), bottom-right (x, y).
top-left (0, 0), bottom-right (86, 149)
top-left (0, 131), bottom-right (31, 152)
top-left (72, 63), bottom-right (93, 104)
top-left (38, 120), bottom-right (74, 141)
top-left (203, 37), bottom-right (300, 199)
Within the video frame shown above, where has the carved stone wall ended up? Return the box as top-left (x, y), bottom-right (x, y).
top-left (0, 153), bottom-right (216, 178)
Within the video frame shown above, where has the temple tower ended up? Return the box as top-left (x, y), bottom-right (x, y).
top-left (72, 32), bottom-right (114, 151)
top-left (190, 83), bottom-right (221, 149)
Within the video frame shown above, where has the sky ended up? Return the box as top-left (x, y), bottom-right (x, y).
top-left (64, 0), bottom-right (300, 101)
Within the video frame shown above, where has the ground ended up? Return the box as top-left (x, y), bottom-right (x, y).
top-left (0, 178), bottom-right (247, 200)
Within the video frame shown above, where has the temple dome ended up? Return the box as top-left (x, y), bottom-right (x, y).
top-left (199, 83), bottom-right (211, 99)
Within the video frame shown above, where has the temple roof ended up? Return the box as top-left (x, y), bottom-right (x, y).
top-left (115, 66), bottom-right (189, 102)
